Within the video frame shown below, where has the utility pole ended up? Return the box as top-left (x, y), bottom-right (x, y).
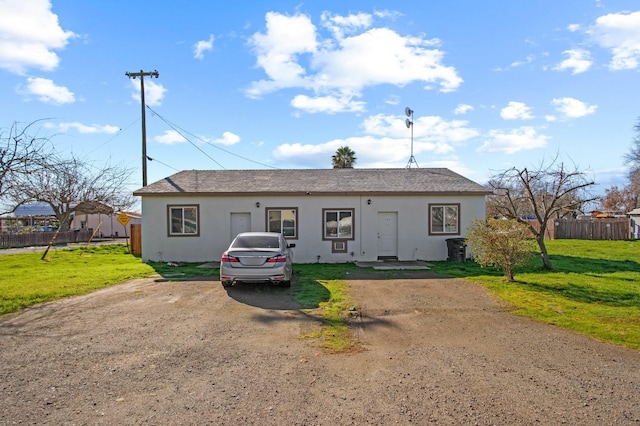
top-left (125, 69), bottom-right (159, 187)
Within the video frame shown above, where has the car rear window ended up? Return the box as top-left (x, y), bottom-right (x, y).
top-left (231, 235), bottom-right (280, 249)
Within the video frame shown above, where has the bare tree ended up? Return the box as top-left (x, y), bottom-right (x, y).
top-left (0, 121), bottom-right (51, 212)
top-left (623, 118), bottom-right (640, 168)
top-left (487, 158), bottom-right (597, 270)
top-left (10, 154), bottom-right (135, 230)
top-left (620, 117), bottom-right (640, 210)
top-left (600, 185), bottom-right (639, 213)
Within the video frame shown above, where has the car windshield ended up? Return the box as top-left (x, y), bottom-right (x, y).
top-left (231, 235), bottom-right (281, 249)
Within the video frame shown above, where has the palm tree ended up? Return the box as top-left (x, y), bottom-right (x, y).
top-left (331, 146), bottom-right (357, 169)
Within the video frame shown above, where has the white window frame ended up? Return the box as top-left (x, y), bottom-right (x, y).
top-left (323, 208), bottom-right (355, 240)
top-left (168, 204), bottom-right (199, 236)
top-left (429, 204), bottom-right (460, 235)
top-left (266, 208), bottom-right (298, 239)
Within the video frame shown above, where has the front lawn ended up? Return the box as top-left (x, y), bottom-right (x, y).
top-left (430, 239), bottom-right (640, 350)
top-left (0, 245), bottom-right (158, 315)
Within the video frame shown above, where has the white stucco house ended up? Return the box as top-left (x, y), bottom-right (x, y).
top-left (69, 211), bottom-right (141, 238)
top-left (132, 168), bottom-right (491, 263)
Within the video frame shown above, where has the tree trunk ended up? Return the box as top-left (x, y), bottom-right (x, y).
top-left (506, 266), bottom-right (515, 281)
top-left (536, 234), bottom-right (552, 270)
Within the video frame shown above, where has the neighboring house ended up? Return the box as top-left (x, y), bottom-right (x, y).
top-left (69, 211), bottom-right (141, 238)
top-left (628, 208), bottom-right (640, 239)
top-left (133, 168), bottom-right (491, 263)
top-left (0, 202), bottom-right (56, 233)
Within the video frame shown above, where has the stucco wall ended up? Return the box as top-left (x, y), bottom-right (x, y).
top-left (139, 194), bottom-right (486, 263)
top-left (70, 213), bottom-right (141, 238)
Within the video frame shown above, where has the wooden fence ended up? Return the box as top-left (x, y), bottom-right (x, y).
top-left (553, 218), bottom-right (630, 240)
top-left (130, 224), bottom-right (141, 256)
top-left (0, 230), bottom-right (93, 249)
top-left (525, 218), bottom-right (631, 240)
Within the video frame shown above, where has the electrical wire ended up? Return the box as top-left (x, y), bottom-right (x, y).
top-left (146, 155), bottom-right (180, 173)
top-left (85, 118), bottom-right (140, 156)
top-left (147, 107), bottom-right (225, 169)
top-left (146, 105), bottom-right (279, 170)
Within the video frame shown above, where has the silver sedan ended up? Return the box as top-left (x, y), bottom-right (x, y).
top-left (219, 232), bottom-right (295, 288)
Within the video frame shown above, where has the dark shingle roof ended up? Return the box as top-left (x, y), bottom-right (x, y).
top-left (133, 168), bottom-right (491, 196)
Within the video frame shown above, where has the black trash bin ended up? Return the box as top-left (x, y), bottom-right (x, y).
top-left (446, 238), bottom-right (466, 262)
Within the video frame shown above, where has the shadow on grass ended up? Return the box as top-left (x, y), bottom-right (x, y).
top-left (431, 254), bottom-right (640, 278)
top-left (431, 254), bottom-right (640, 308)
top-left (517, 281), bottom-right (640, 307)
top-left (146, 261), bottom-right (218, 280)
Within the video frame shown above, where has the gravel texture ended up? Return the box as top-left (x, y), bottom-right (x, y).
top-left (1, 272), bottom-right (639, 425)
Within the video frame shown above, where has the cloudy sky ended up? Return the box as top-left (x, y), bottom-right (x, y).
top-left (1, 0), bottom-right (639, 194)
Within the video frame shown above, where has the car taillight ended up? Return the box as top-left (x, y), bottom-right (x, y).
top-left (266, 255), bottom-right (287, 263)
top-left (221, 253), bottom-right (239, 263)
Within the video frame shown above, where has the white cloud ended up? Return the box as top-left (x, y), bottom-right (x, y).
top-left (45, 122), bottom-right (119, 134)
top-left (477, 126), bottom-right (549, 154)
top-left (213, 131), bottom-right (240, 146)
top-left (23, 77), bottom-right (74, 104)
top-left (194, 34), bottom-right (214, 60)
top-left (291, 94), bottom-right (365, 113)
top-left (246, 12), bottom-right (318, 96)
top-left (500, 101), bottom-right (534, 120)
top-left (567, 24), bottom-right (581, 32)
top-left (246, 11), bottom-right (462, 112)
top-left (373, 9), bottom-right (403, 20)
top-left (154, 130), bottom-right (186, 145)
top-left (553, 49), bottom-right (593, 74)
top-left (0, 0), bottom-right (76, 74)
top-left (129, 79), bottom-right (166, 106)
top-left (321, 11), bottom-right (372, 39)
top-left (454, 104), bottom-right (474, 115)
top-left (588, 11), bottom-right (640, 70)
top-left (362, 113), bottom-right (478, 143)
top-left (551, 97), bottom-right (597, 118)
top-left (273, 113), bottom-right (478, 168)
top-left (510, 54), bottom-right (535, 68)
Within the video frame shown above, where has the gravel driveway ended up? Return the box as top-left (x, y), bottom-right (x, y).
top-left (1, 272), bottom-right (639, 425)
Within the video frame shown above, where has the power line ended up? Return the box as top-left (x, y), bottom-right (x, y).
top-left (85, 118), bottom-right (140, 156)
top-left (146, 155), bottom-right (181, 173)
top-left (146, 105), bottom-right (279, 170)
top-left (147, 108), bottom-right (225, 169)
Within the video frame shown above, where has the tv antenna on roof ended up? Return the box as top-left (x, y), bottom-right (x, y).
top-left (405, 107), bottom-right (419, 168)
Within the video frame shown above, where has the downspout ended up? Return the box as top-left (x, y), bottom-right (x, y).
top-left (360, 195), bottom-right (364, 256)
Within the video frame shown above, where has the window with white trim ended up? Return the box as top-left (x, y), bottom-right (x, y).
top-left (168, 205), bottom-right (199, 236)
top-left (323, 208), bottom-right (354, 240)
top-left (267, 208), bottom-right (297, 238)
top-left (429, 204), bottom-right (460, 235)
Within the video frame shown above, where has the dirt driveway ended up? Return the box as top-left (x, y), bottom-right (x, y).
top-left (1, 272), bottom-right (639, 425)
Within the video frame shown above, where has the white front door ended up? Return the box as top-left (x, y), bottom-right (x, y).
top-left (377, 212), bottom-right (398, 259)
top-left (230, 213), bottom-right (251, 242)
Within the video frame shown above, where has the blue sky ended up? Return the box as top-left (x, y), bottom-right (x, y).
top-left (1, 0), bottom-right (639, 197)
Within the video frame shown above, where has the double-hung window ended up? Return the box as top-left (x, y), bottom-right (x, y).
top-left (267, 208), bottom-right (297, 238)
top-left (323, 208), bottom-right (354, 240)
top-left (168, 205), bottom-right (199, 236)
top-left (429, 204), bottom-right (459, 235)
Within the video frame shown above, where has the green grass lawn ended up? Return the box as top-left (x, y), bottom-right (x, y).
top-left (0, 245), bottom-right (159, 315)
top-left (1, 240), bottom-right (639, 351)
top-left (430, 239), bottom-right (640, 350)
